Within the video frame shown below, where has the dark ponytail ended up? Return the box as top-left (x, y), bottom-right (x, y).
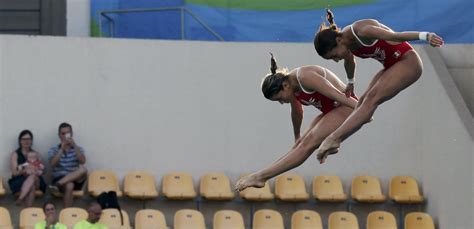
top-left (261, 53), bottom-right (288, 100)
top-left (314, 8), bottom-right (340, 57)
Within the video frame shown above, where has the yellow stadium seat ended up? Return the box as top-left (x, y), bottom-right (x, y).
top-left (404, 212), bottom-right (435, 229)
top-left (312, 175), bottom-right (348, 202)
top-left (88, 170), bottom-right (123, 198)
top-left (275, 173), bottom-right (309, 201)
top-left (0, 177), bottom-right (5, 196)
top-left (0, 207), bottom-right (13, 229)
top-left (174, 209), bottom-right (206, 229)
top-left (291, 210), bottom-right (323, 229)
top-left (213, 210), bottom-right (245, 229)
top-left (99, 209), bottom-right (131, 229)
top-left (389, 176), bottom-right (424, 204)
top-left (124, 171), bottom-right (159, 199)
top-left (162, 172), bottom-right (196, 200)
top-left (351, 176), bottom-right (386, 203)
top-left (253, 209), bottom-right (284, 229)
top-left (200, 172), bottom-right (235, 200)
top-left (328, 211), bottom-right (359, 229)
top-left (59, 207), bottom-right (88, 228)
top-left (51, 190), bottom-right (84, 198)
top-left (135, 209), bottom-right (168, 229)
top-left (239, 174), bottom-right (274, 201)
top-left (20, 207), bottom-right (45, 229)
top-left (367, 211), bottom-right (397, 229)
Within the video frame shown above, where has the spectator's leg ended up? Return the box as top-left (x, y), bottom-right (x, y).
top-left (17, 175), bottom-right (36, 207)
top-left (56, 165), bottom-right (87, 186)
top-left (63, 182), bottom-right (74, 207)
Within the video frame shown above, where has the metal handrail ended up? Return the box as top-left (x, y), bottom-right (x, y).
top-left (98, 7), bottom-right (224, 41)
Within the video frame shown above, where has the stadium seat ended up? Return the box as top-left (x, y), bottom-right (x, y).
top-left (239, 174), bottom-right (274, 201)
top-left (253, 209), bottom-right (284, 229)
top-left (0, 176), bottom-right (5, 196)
top-left (404, 212), bottom-right (435, 229)
top-left (174, 209), bottom-right (206, 229)
top-left (20, 207), bottom-right (45, 229)
top-left (200, 172), bottom-right (235, 200)
top-left (98, 209), bottom-right (131, 229)
top-left (14, 190), bottom-right (44, 197)
top-left (389, 176), bottom-right (424, 204)
top-left (135, 209), bottom-right (168, 229)
top-left (0, 207), bottom-right (13, 229)
top-left (351, 176), bottom-right (386, 203)
top-left (213, 210), bottom-right (245, 229)
top-left (328, 211), bottom-right (359, 229)
top-left (312, 175), bottom-right (347, 202)
top-left (88, 170), bottom-right (123, 198)
top-left (124, 171), bottom-right (159, 199)
top-left (291, 210), bottom-right (323, 229)
top-left (51, 189), bottom-right (84, 198)
top-left (162, 172), bottom-right (196, 200)
top-left (275, 173), bottom-right (309, 201)
top-left (367, 211), bottom-right (397, 229)
top-left (59, 207), bottom-right (88, 228)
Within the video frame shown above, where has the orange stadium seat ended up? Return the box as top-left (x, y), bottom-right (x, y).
top-left (0, 207), bottom-right (13, 229)
top-left (275, 173), bottom-right (309, 201)
top-left (389, 176), bottom-right (424, 204)
top-left (351, 176), bottom-right (386, 203)
top-left (88, 170), bottom-right (123, 198)
top-left (291, 210), bottom-right (323, 229)
top-left (59, 207), bottom-right (88, 228)
top-left (213, 210), bottom-right (245, 229)
top-left (367, 211), bottom-right (397, 229)
top-left (253, 209), bottom-right (284, 229)
top-left (20, 207), bottom-right (45, 229)
top-left (162, 172), bottom-right (196, 200)
top-left (200, 172), bottom-right (235, 200)
top-left (174, 209), bottom-right (206, 229)
top-left (328, 211), bottom-right (359, 229)
top-left (404, 212), bottom-right (435, 229)
top-left (312, 175), bottom-right (347, 202)
top-left (124, 171), bottom-right (159, 200)
top-left (135, 209), bottom-right (168, 229)
top-left (99, 209), bottom-right (131, 229)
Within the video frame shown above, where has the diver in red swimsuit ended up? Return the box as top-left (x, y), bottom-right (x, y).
top-left (313, 9), bottom-right (444, 164)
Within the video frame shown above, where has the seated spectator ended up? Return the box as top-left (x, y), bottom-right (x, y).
top-left (48, 122), bottom-right (87, 207)
top-left (34, 201), bottom-right (67, 229)
top-left (8, 129), bottom-right (46, 207)
top-left (74, 202), bottom-right (106, 229)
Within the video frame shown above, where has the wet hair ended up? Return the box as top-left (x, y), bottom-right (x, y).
top-left (314, 8), bottom-right (341, 56)
top-left (261, 53), bottom-right (289, 100)
top-left (58, 122), bottom-right (72, 135)
top-left (17, 129), bottom-right (33, 152)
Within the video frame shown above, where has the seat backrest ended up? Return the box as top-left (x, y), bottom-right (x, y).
top-left (389, 176), bottom-right (422, 197)
top-left (328, 211), bottom-right (359, 229)
top-left (98, 209), bottom-right (131, 229)
top-left (351, 176), bottom-right (383, 197)
top-left (404, 212), bottom-right (435, 229)
top-left (275, 173), bottom-right (308, 197)
top-left (59, 207), bottom-right (88, 228)
top-left (367, 211), bottom-right (397, 229)
top-left (312, 175), bottom-right (345, 196)
top-left (213, 210), bottom-right (245, 229)
top-left (88, 170), bottom-right (122, 197)
top-left (0, 176), bottom-right (5, 196)
top-left (0, 207), bottom-right (13, 228)
top-left (253, 209), bottom-right (284, 229)
top-left (291, 210), bottom-right (323, 229)
top-left (20, 207), bottom-right (45, 228)
top-left (135, 209), bottom-right (167, 229)
top-left (124, 171), bottom-right (158, 198)
top-left (200, 172), bottom-right (234, 199)
top-left (174, 209), bottom-right (206, 229)
top-left (162, 172), bottom-right (196, 199)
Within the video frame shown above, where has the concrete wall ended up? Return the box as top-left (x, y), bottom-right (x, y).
top-left (66, 0), bottom-right (90, 37)
top-left (0, 35), bottom-right (472, 228)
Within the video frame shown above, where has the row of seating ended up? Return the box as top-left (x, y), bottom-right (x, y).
top-left (0, 206), bottom-right (435, 229)
top-left (0, 172), bottom-right (424, 204)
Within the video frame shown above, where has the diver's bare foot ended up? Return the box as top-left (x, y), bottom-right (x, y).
top-left (234, 173), bottom-right (265, 192)
top-left (317, 136), bottom-right (341, 164)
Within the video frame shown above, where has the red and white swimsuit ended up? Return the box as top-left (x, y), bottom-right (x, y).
top-left (350, 24), bottom-right (413, 69)
top-left (294, 68), bottom-right (356, 114)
